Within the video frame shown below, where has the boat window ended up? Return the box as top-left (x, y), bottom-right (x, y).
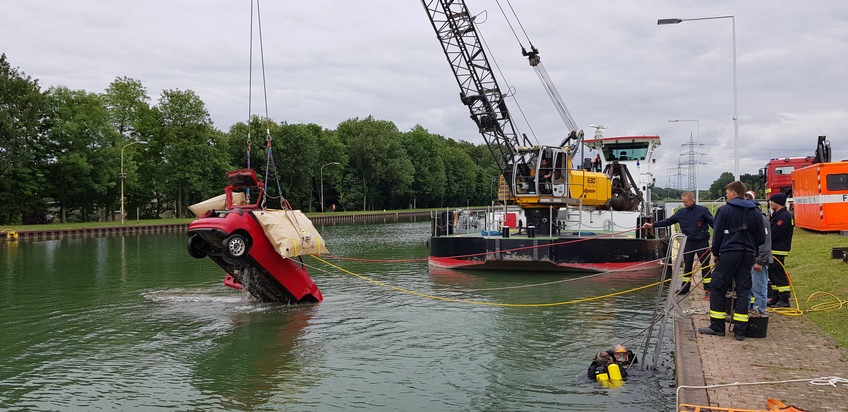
top-left (826, 173), bottom-right (848, 191)
top-left (602, 143), bottom-right (650, 161)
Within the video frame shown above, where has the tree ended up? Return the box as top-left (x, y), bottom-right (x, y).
top-left (44, 86), bottom-right (121, 222)
top-left (337, 116), bottom-right (413, 210)
top-left (104, 78), bottom-right (159, 218)
top-left (154, 89), bottom-right (230, 217)
top-left (103, 77), bottom-right (150, 139)
top-left (401, 125), bottom-right (446, 208)
top-left (441, 145), bottom-right (479, 206)
top-left (0, 54), bottom-right (48, 224)
top-left (708, 172), bottom-right (736, 199)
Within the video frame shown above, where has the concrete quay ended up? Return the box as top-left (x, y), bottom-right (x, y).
top-left (674, 288), bottom-right (848, 411)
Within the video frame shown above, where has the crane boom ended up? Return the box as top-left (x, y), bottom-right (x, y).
top-left (421, 0), bottom-right (644, 235)
top-left (422, 0), bottom-right (531, 176)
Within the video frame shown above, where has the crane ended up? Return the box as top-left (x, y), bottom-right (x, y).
top-left (421, 0), bottom-right (640, 234)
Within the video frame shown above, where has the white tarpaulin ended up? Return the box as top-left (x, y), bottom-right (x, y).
top-left (188, 193), bottom-right (246, 217)
top-left (254, 209), bottom-right (329, 258)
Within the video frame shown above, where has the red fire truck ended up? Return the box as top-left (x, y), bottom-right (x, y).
top-left (760, 157), bottom-right (815, 199)
top-left (759, 136), bottom-right (830, 201)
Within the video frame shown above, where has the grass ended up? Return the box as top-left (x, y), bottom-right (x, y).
top-left (785, 229), bottom-right (848, 348)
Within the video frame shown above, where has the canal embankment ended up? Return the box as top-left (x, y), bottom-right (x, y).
top-left (674, 282), bottom-right (848, 410)
top-left (1, 210), bottom-right (433, 240)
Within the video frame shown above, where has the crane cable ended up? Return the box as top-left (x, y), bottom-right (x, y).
top-left (471, 11), bottom-right (540, 147)
top-left (248, 0), bottom-right (290, 211)
top-left (494, 0), bottom-right (578, 132)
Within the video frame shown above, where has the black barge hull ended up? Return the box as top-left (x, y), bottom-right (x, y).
top-left (428, 235), bottom-right (668, 273)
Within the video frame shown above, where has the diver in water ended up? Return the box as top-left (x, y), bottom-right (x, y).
top-left (587, 344), bottom-right (638, 380)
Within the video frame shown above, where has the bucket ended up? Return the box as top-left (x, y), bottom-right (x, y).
top-left (745, 315), bottom-right (769, 338)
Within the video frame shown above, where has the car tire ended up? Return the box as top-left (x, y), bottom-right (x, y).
top-left (187, 234), bottom-right (209, 259)
top-left (223, 233), bottom-right (250, 259)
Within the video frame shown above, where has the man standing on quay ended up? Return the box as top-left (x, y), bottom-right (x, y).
top-left (642, 191), bottom-right (714, 295)
top-left (745, 190), bottom-right (772, 316)
top-left (699, 181), bottom-right (765, 340)
top-left (767, 193), bottom-right (794, 308)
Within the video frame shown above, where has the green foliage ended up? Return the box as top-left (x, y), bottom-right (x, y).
top-left (708, 171), bottom-right (735, 199)
top-left (402, 125), bottom-right (446, 208)
top-left (45, 86), bottom-right (122, 221)
top-left (3, 54), bottom-right (793, 224)
top-left (153, 88), bottom-right (229, 217)
top-left (0, 54), bottom-right (49, 224)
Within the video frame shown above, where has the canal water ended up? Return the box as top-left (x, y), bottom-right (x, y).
top-left (1, 221), bottom-right (676, 411)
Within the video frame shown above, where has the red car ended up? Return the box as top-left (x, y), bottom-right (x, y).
top-left (187, 169), bottom-right (323, 304)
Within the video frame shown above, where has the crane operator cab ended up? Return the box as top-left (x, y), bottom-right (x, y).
top-left (511, 146), bottom-right (611, 209)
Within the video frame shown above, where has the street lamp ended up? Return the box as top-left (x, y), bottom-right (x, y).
top-left (320, 161), bottom-right (340, 213)
top-left (669, 119), bottom-right (700, 202)
top-left (120, 140), bottom-right (148, 224)
top-left (658, 15), bottom-right (739, 181)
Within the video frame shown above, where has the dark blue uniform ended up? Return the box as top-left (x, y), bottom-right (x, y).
top-left (707, 197), bottom-right (766, 338)
top-left (653, 203), bottom-right (714, 291)
top-left (768, 207), bottom-right (794, 306)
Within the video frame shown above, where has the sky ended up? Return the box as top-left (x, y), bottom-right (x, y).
top-left (3, 0), bottom-right (847, 190)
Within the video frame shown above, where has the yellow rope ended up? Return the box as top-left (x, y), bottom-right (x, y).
top-left (308, 254), bottom-right (668, 308)
top-left (765, 256), bottom-right (845, 316)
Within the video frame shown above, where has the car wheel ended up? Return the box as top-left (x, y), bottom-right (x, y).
top-left (223, 233), bottom-right (250, 259)
top-left (187, 234), bottom-right (208, 259)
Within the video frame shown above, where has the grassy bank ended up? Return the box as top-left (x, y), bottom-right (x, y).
top-left (786, 229), bottom-right (848, 348)
top-left (0, 208), bottom-right (454, 233)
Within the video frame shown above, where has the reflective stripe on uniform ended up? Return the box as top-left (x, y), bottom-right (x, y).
top-left (772, 250), bottom-right (790, 256)
top-left (776, 285), bottom-right (791, 293)
top-left (733, 312), bottom-right (749, 323)
top-left (710, 310), bottom-right (726, 320)
top-left (681, 276), bottom-right (691, 282)
top-left (702, 277), bottom-right (711, 284)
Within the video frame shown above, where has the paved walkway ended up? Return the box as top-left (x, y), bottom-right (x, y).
top-left (674, 287), bottom-right (848, 411)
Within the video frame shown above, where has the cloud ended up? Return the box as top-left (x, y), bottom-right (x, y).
top-left (2, 0), bottom-right (846, 187)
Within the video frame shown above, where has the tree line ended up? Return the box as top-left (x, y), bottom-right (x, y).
top-left (1, 54), bottom-right (765, 225)
top-left (1, 54), bottom-right (504, 225)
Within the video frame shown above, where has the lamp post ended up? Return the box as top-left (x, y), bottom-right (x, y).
top-left (658, 15), bottom-right (739, 181)
top-left (120, 140), bottom-right (148, 224)
top-left (669, 119), bottom-right (700, 202)
top-left (321, 161), bottom-right (340, 213)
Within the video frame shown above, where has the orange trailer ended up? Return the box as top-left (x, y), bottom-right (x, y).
top-left (791, 161), bottom-right (848, 232)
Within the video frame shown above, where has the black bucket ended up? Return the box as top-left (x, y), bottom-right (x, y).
top-left (746, 316), bottom-right (769, 338)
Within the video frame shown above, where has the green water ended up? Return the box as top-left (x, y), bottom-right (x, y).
top-left (0, 221), bottom-right (675, 411)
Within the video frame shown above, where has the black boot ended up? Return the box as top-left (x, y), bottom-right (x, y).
top-left (770, 292), bottom-right (791, 308)
top-left (676, 283), bottom-right (691, 295)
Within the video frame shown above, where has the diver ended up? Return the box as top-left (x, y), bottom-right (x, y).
top-left (587, 344), bottom-right (638, 380)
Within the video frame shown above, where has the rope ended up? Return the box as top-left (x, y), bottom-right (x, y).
top-left (306, 254), bottom-right (665, 308)
top-left (676, 376), bottom-right (848, 408)
top-left (765, 256), bottom-right (848, 316)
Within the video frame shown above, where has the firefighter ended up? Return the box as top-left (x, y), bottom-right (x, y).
top-left (642, 191), bottom-right (714, 295)
top-left (767, 193), bottom-right (794, 308)
top-left (699, 181), bottom-right (765, 340)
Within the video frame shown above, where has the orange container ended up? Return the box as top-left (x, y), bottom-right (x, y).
top-left (791, 161), bottom-right (848, 232)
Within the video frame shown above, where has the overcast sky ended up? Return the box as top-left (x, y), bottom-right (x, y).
top-left (3, 0), bottom-right (846, 189)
